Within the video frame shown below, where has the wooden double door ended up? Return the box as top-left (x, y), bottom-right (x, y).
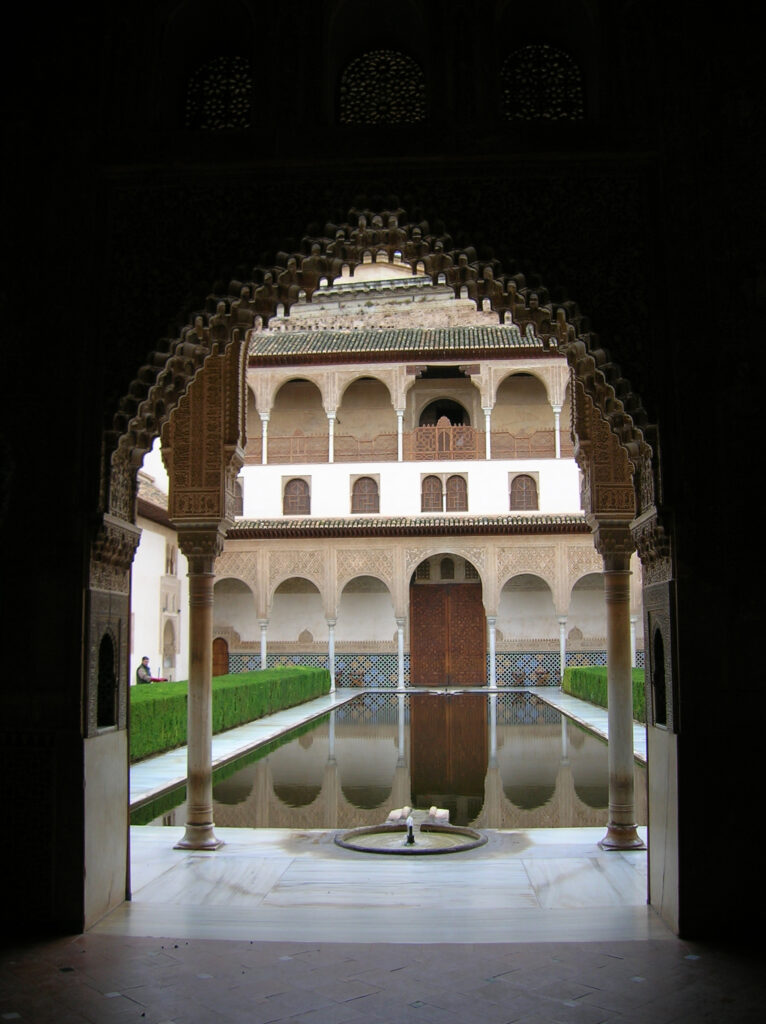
top-left (409, 582), bottom-right (486, 687)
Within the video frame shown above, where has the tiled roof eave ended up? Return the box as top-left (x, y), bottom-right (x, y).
top-left (227, 514), bottom-right (589, 540)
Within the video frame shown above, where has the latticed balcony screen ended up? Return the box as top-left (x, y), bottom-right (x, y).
top-left (407, 425), bottom-right (480, 461)
top-left (334, 433), bottom-right (397, 462)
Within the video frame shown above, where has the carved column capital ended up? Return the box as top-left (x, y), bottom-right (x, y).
top-left (589, 517), bottom-right (636, 572)
top-left (176, 525), bottom-right (227, 575)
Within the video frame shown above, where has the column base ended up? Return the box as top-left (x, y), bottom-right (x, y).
top-left (598, 823), bottom-right (646, 851)
top-left (174, 823), bottom-right (225, 851)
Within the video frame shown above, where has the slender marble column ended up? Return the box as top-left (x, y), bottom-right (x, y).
top-left (327, 412), bottom-right (336, 464)
top-left (489, 692), bottom-right (498, 761)
top-left (396, 410), bottom-right (404, 462)
top-left (396, 617), bottom-right (406, 691)
top-left (483, 408), bottom-right (492, 460)
top-left (327, 618), bottom-right (336, 692)
top-left (630, 614), bottom-right (638, 668)
top-left (553, 405), bottom-right (562, 459)
top-left (260, 412), bottom-right (269, 465)
top-left (397, 693), bottom-right (406, 758)
top-left (487, 616), bottom-right (497, 689)
top-left (558, 616), bottom-right (567, 686)
top-left (259, 619), bottom-right (268, 670)
top-left (599, 552), bottom-right (644, 850)
top-left (175, 539), bottom-right (223, 850)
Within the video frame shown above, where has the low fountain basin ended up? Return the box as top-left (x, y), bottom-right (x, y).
top-left (334, 822), bottom-right (487, 855)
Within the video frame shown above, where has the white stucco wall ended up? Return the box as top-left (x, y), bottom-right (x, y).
top-left (240, 457), bottom-right (582, 518)
top-left (131, 515), bottom-right (189, 683)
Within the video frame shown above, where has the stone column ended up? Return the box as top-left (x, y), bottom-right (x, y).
top-left (396, 616), bottom-right (406, 691)
top-left (489, 692), bottom-right (498, 760)
top-left (396, 410), bottom-right (404, 462)
top-left (260, 412), bottom-right (269, 465)
top-left (630, 614), bottom-right (638, 668)
top-left (259, 619), bottom-right (268, 670)
top-left (553, 404), bottom-right (562, 459)
top-left (327, 618), bottom-right (336, 692)
top-left (558, 616), bottom-right (567, 687)
top-left (483, 408), bottom-right (492, 460)
top-left (487, 615), bottom-right (497, 689)
top-left (397, 692), bottom-right (406, 757)
top-left (594, 522), bottom-right (645, 850)
top-left (327, 412), bottom-right (336, 463)
top-left (174, 530), bottom-right (225, 851)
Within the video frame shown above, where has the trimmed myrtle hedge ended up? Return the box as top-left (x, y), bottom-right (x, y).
top-left (562, 666), bottom-right (646, 724)
top-left (129, 666), bottom-right (330, 763)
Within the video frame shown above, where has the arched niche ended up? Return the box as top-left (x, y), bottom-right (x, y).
top-left (568, 573), bottom-right (606, 643)
top-left (335, 377), bottom-right (396, 460)
top-left (494, 372), bottom-right (552, 432)
top-left (213, 578), bottom-right (256, 641)
top-left (269, 379), bottom-right (327, 459)
top-left (269, 577), bottom-right (327, 642)
top-left (336, 575), bottom-right (396, 643)
top-left (497, 574), bottom-right (558, 640)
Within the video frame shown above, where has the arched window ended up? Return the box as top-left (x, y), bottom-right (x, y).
top-left (445, 475), bottom-right (467, 512)
top-left (284, 478), bottom-right (310, 515)
top-left (440, 557), bottom-right (455, 580)
top-left (652, 629), bottom-right (667, 727)
top-left (185, 55), bottom-right (252, 130)
top-left (339, 49), bottom-right (426, 125)
top-left (501, 45), bottom-right (584, 122)
top-left (510, 475), bottom-right (538, 510)
top-left (351, 476), bottom-right (379, 513)
top-left (97, 633), bottom-right (116, 728)
top-left (421, 475), bottom-right (443, 512)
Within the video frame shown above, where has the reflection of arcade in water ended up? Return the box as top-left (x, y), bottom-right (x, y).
top-left (148, 693), bottom-right (646, 831)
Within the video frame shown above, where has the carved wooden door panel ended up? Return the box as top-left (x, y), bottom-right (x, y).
top-left (212, 637), bottom-right (229, 677)
top-left (410, 583), bottom-right (486, 686)
top-left (447, 583), bottom-right (485, 686)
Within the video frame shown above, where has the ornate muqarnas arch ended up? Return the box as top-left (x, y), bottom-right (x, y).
top-left (89, 206), bottom-right (672, 857)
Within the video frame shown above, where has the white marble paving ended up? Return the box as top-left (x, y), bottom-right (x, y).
top-left (536, 687), bottom-right (647, 763)
top-left (95, 824), bottom-right (665, 945)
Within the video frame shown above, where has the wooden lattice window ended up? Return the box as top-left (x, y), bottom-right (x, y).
top-left (185, 55), bottom-right (252, 130)
top-left (510, 474), bottom-right (538, 510)
top-left (284, 478), bottom-right (310, 515)
top-left (445, 475), bottom-right (467, 512)
top-left (501, 44), bottom-right (584, 122)
top-left (415, 560), bottom-right (431, 580)
top-left (351, 476), bottom-right (379, 513)
top-left (339, 49), bottom-right (426, 125)
top-left (421, 475), bottom-right (443, 512)
top-left (440, 557), bottom-right (455, 580)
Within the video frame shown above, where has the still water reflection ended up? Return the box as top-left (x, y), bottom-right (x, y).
top-left (146, 692), bottom-right (646, 830)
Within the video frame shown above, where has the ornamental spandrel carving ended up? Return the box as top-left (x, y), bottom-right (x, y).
top-left (215, 550), bottom-right (258, 588)
top-left (269, 549), bottom-right (324, 586)
top-left (496, 547), bottom-right (556, 590)
top-left (108, 455), bottom-right (137, 521)
top-left (337, 549), bottom-right (394, 587)
top-left (567, 544), bottom-right (602, 583)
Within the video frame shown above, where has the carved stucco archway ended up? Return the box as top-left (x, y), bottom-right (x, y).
top-left (88, 205), bottom-right (671, 917)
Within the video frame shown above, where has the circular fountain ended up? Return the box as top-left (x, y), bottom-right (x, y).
top-left (335, 808), bottom-right (487, 855)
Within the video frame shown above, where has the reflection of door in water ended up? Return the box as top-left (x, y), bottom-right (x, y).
top-left (410, 582), bottom-right (485, 686)
top-left (212, 637), bottom-right (229, 677)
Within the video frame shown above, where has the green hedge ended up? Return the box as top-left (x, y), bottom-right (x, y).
top-left (562, 666), bottom-right (646, 724)
top-left (129, 666), bottom-right (330, 763)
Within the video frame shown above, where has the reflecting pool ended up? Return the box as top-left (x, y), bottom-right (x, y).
top-left (134, 691), bottom-right (646, 830)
